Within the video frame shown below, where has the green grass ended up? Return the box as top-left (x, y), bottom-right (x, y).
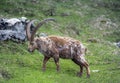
top-left (0, 42), bottom-right (120, 83)
top-left (0, 0), bottom-right (120, 83)
top-left (0, 48), bottom-right (120, 83)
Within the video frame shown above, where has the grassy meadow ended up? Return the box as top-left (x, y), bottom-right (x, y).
top-left (0, 0), bottom-right (120, 83)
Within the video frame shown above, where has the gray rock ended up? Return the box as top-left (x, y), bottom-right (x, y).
top-left (0, 17), bottom-right (34, 42)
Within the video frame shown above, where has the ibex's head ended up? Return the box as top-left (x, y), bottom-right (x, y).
top-left (26, 18), bottom-right (55, 53)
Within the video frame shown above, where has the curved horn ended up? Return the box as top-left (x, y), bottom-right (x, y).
top-left (31, 18), bottom-right (55, 41)
top-left (26, 20), bottom-right (37, 41)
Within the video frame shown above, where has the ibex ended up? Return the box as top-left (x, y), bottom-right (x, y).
top-left (26, 18), bottom-right (90, 77)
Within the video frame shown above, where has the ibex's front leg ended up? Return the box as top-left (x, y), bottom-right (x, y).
top-left (42, 56), bottom-right (50, 71)
top-left (53, 55), bottom-right (60, 72)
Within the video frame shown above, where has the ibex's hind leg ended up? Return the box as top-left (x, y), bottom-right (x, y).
top-left (77, 65), bottom-right (83, 77)
top-left (79, 57), bottom-right (90, 78)
top-left (83, 61), bottom-right (90, 78)
top-left (72, 59), bottom-right (83, 77)
top-left (72, 56), bottom-right (90, 78)
top-left (42, 56), bottom-right (50, 71)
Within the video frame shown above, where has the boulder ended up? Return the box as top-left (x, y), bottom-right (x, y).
top-left (0, 17), bottom-right (34, 43)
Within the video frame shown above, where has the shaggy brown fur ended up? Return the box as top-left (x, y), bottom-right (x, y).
top-left (26, 18), bottom-right (90, 77)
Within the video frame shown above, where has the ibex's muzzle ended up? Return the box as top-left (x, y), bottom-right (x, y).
top-left (28, 49), bottom-right (33, 53)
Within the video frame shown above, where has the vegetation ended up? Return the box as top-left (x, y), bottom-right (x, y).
top-left (0, 0), bottom-right (120, 83)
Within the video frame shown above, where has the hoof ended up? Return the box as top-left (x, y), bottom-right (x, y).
top-left (56, 69), bottom-right (60, 73)
top-left (42, 68), bottom-right (46, 72)
top-left (76, 72), bottom-right (82, 77)
top-left (87, 74), bottom-right (90, 78)
top-left (56, 68), bottom-right (60, 72)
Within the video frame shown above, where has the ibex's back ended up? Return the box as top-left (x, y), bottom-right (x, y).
top-left (48, 36), bottom-right (86, 59)
top-left (26, 18), bottom-right (90, 78)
